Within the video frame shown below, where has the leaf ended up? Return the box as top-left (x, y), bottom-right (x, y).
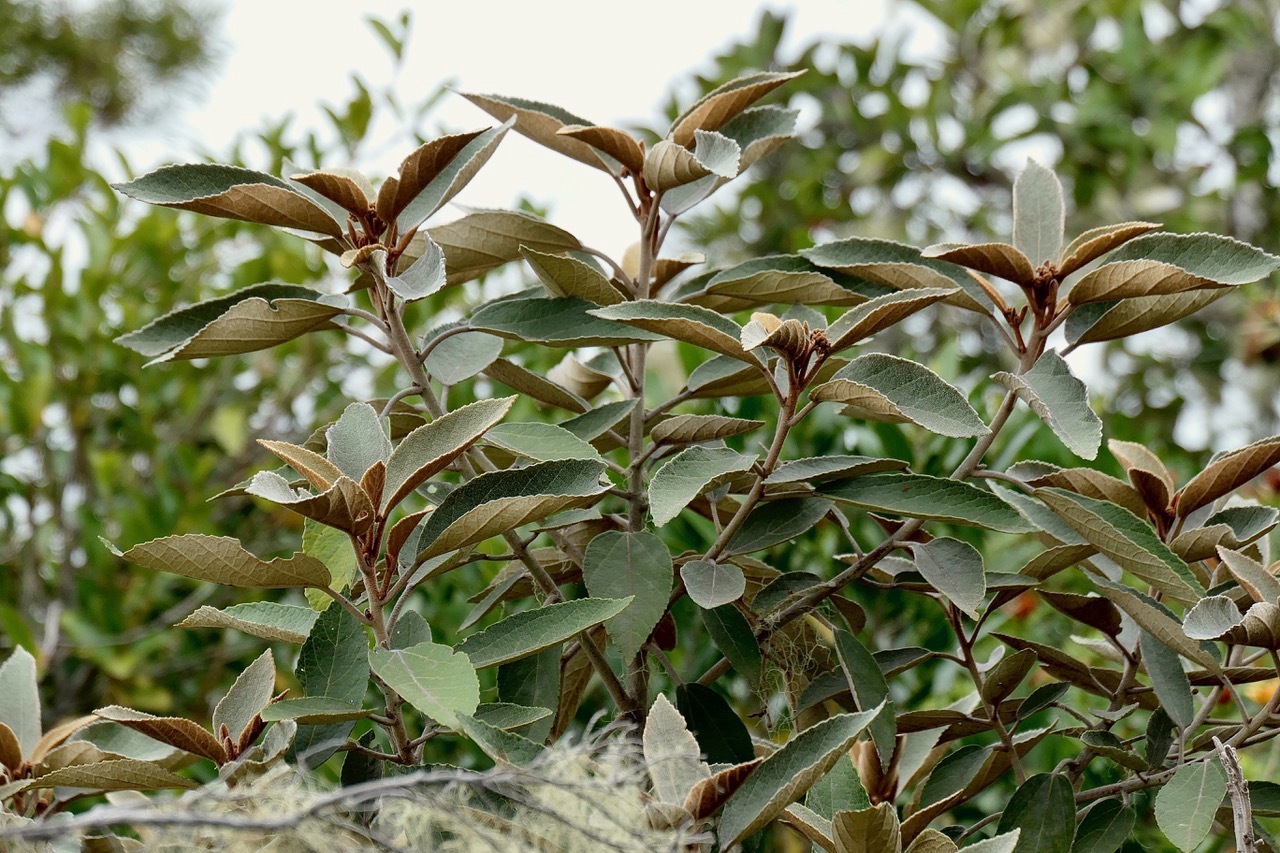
top-left (644, 139), bottom-right (714, 192)
top-left (726, 498), bottom-right (834, 556)
top-left (177, 602), bottom-right (318, 644)
top-left (1013, 160), bottom-right (1065, 266)
top-left (406, 459), bottom-right (608, 560)
top-left (822, 474), bottom-right (1036, 534)
top-left (802, 236), bottom-right (990, 313)
top-left (702, 605), bottom-right (763, 685)
top-left (981, 649), bottom-right (1036, 707)
top-left (1072, 798), bottom-right (1136, 853)
top-left (0, 724), bottom-right (20, 771)
top-left (119, 535), bottom-right (331, 589)
top-left (473, 296), bottom-right (662, 348)
top-left (423, 321), bottom-right (502, 385)
top-left (92, 707), bottom-right (226, 763)
top-left (457, 597), bottom-right (632, 668)
top-left (1065, 288), bottom-right (1228, 345)
top-left (676, 683), bottom-right (754, 765)
top-left (368, 642), bottom-right (479, 728)
top-left (807, 754), bottom-right (871, 819)
top-left (521, 247), bottom-right (625, 305)
top-left (325, 402), bottom-right (391, 481)
top-left (427, 209), bottom-right (581, 286)
top-left (1058, 221), bottom-right (1161, 277)
top-left (486, 422), bottom-right (603, 464)
top-left (1068, 260), bottom-right (1226, 304)
top-left (919, 744), bottom-right (988, 808)
top-left (0, 647), bottom-right (39, 760)
top-left (114, 163), bottom-right (343, 237)
top-left (386, 237), bottom-right (446, 302)
top-left (288, 168), bottom-right (370, 216)
top-left (294, 602), bottom-right (369, 766)
top-left (783, 802), bottom-right (836, 852)
top-left (383, 396), bottom-right (516, 512)
top-left (498, 648), bottom-right (559, 744)
top-left (766, 456), bottom-right (908, 485)
top-left (582, 532), bottom-right (674, 661)
top-left (644, 694), bottom-right (711, 805)
top-left (911, 538), bottom-right (986, 619)
top-left (922, 242), bottom-right (1036, 285)
top-left (212, 649), bottom-right (275, 745)
top-left (904, 829), bottom-right (960, 853)
top-left (454, 713), bottom-right (542, 765)
top-left (484, 358), bottom-right (589, 413)
top-left (555, 124), bottom-right (645, 174)
top-left (258, 698), bottom-right (369, 725)
top-left (115, 283), bottom-right (343, 360)
top-left (965, 832), bottom-right (1023, 853)
top-left (1025, 468), bottom-right (1146, 518)
top-left (717, 706), bottom-right (883, 848)
top-left (826, 287), bottom-right (957, 351)
top-left (811, 354), bottom-right (988, 438)
top-left (1218, 546), bottom-right (1280, 603)
top-left (461, 92), bottom-right (619, 173)
top-left (1107, 231), bottom-right (1280, 284)
top-left (303, 520), bottom-right (356, 610)
top-left (1154, 759), bottom-right (1228, 851)
top-left (29, 758), bottom-right (199, 792)
top-left (559, 399), bottom-right (636, 440)
top-left (1095, 579), bottom-right (1219, 674)
top-left (1177, 434), bottom-right (1280, 517)
top-left (649, 446), bottom-right (756, 527)
top-left (682, 560), bottom-right (746, 609)
top-left (651, 414), bottom-right (764, 446)
top-left (993, 352), bottom-right (1102, 459)
top-left (831, 802), bottom-right (900, 853)
top-left (472, 702), bottom-right (551, 731)
top-left (707, 255), bottom-right (863, 306)
top-left (996, 773), bottom-right (1075, 853)
top-left (590, 301), bottom-right (755, 363)
top-left (671, 70), bottom-right (804, 147)
top-left (1034, 488), bottom-right (1202, 602)
top-left (258, 440), bottom-right (343, 491)
top-left (1038, 592), bottom-right (1121, 637)
top-left (384, 123), bottom-right (512, 231)
top-left (1182, 596), bottom-right (1245, 641)
top-left (834, 630), bottom-right (895, 769)
top-left (245, 472), bottom-right (374, 536)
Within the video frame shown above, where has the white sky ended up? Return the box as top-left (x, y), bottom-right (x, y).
top-left (151, 0), bottom-right (890, 254)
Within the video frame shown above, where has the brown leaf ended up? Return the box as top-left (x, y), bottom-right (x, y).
top-left (484, 358), bottom-right (588, 413)
top-left (29, 758), bottom-right (199, 792)
top-left (670, 71), bottom-right (804, 147)
top-left (120, 534), bottom-right (332, 589)
top-left (461, 92), bottom-right (614, 172)
top-left (94, 706), bottom-right (227, 764)
top-left (1177, 435), bottom-right (1280, 517)
top-left (1109, 439), bottom-right (1177, 494)
top-left (0, 722), bottom-right (21, 771)
top-left (289, 169), bottom-right (372, 218)
top-left (257, 440), bottom-right (342, 491)
top-left (378, 128), bottom-right (488, 223)
top-left (1027, 468), bottom-right (1146, 518)
top-left (922, 242), bottom-right (1035, 285)
top-left (683, 758), bottom-right (763, 819)
top-left (1057, 221), bottom-right (1161, 277)
top-left (557, 125), bottom-right (645, 174)
top-left (1068, 259), bottom-right (1225, 304)
top-left (27, 715), bottom-right (97, 765)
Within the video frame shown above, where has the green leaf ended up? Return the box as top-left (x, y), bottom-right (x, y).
top-left (822, 474), bottom-right (1036, 534)
top-left (297, 602), bottom-right (370, 708)
top-left (582, 532), bottom-right (674, 661)
top-left (0, 648), bottom-right (40, 760)
top-left (1035, 488), bottom-right (1203, 601)
top-left (258, 698), bottom-right (369, 725)
top-left (682, 560), bottom-right (746, 609)
top-left (212, 649), bottom-right (275, 744)
top-left (472, 296), bottom-right (663, 347)
top-left (1218, 546), bottom-right (1280, 603)
top-left (806, 754), bottom-right (870, 819)
top-left (461, 92), bottom-right (619, 173)
top-left (484, 358), bottom-right (588, 413)
top-left (765, 456), bottom-right (908, 485)
top-left (905, 829), bottom-right (961, 853)
top-left (1178, 434), bottom-right (1280, 518)
top-left (834, 630), bottom-right (894, 770)
top-left (811, 354), bottom-right (988, 439)
top-left (1107, 231), bottom-right (1280, 284)
top-left (920, 744), bottom-right (988, 808)
top-left (651, 414), bottom-right (764, 446)
top-left (115, 283), bottom-right (342, 359)
top-left (670, 70), bottom-right (804, 147)
top-left (177, 601), bottom-right (318, 644)
top-left (383, 396), bottom-right (516, 512)
top-left (1146, 708), bottom-right (1176, 770)
top-left (676, 683), bottom-right (754, 765)
top-left (702, 605), bottom-right (763, 685)
top-left (826, 287), bottom-right (957, 351)
top-left (521, 246), bottom-right (625, 305)
top-left (964, 832), bottom-right (1023, 853)
top-left (1067, 260), bottom-right (1226, 304)
top-left (801, 236), bottom-right (989, 313)
top-left (427, 209), bottom-right (581, 286)
top-left (386, 123), bottom-right (512, 231)
top-left (1095, 579), bottom-right (1219, 675)
top-left (1154, 759), bottom-right (1228, 851)
top-left (454, 713), bottom-right (542, 765)
top-left (29, 758), bottom-right (199, 792)
top-left (1072, 798), bottom-right (1136, 853)
top-left (406, 459), bottom-right (609, 560)
top-left (1058, 221), bottom-right (1161, 277)
top-left (457, 597), bottom-right (632, 668)
top-left (1013, 160), bottom-right (1065, 266)
top-left (368, 642), bottom-right (479, 728)
top-left (707, 254), bottom-right (864, 306)
top-left (114, 163), bottom-right (343, 237)
top-left (303, 519), bottom-right (357, 611)
top-left (497, 647), bottom-right (559, 743)
top-left (423, 322), bottom-right (502, 385)
top-left (472, 702), bottom-right (551, 731)
top-left (981, 649), bottom-right (1036, 707)
top-left (558, 399), bottom-right (636, 441)
top-left (326, 402), bottom-right (391, 482)
top-left (590, 300), bottom-right (756, 363)
top-left (997, 773), bottom-right (1075, 853)
top-left (717, 706), bottom-right (883, 848)
top-left (832, 802), bottom-right (901, 853)
top-left (386, 237), bottom-right (446, 302)
top-left (1065, 289), bottom-right (1228, 345)
top-left (725, 498), bottom-right (833, 556)
top-left (644, 693), bottom-right (711, 805)
top-left (910, 538), bottom-right (986, 619)
top-left (993, 352), bottom-right (1102, 460)
top-left (486, 422), bottom-right (603, 464)
top-left (649, 446), bottom-right (756, 527)
top-left (120, 534), bottom-right (331, 589)
top-left (1182, 595), bottom-right (1245, 641)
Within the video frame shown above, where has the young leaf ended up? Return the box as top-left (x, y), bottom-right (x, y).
top-left (367, 642), bottom-right (479, 729)
top-left (910, 538), bottom-right (986, 619)
top-left (257, 440), bottom-right (343, 492)
top-left (717, 706), bottom-right (883, 848)
top-left (590, 301), bottom-right (756, 364)
top-left (1218, 546), bottom-right (1280, 603)
top-left (822, 473), bottom-right (1036, 534)
top-left (177, 602), bottom-right (318, 644)
top-left (114, 163), bottom-right (344, 238)
top-left (811, 354), bottom-right (988, 439)
top-left (0, 647), bottom-right (40, 760)
top-left (1067, 260), bottom-right (1225, 304)
top-left (903, 829), bottom-right (960, 853)
top-left (472, 296), bottom-right (663, 347)
top-left (1012, 160), bottom-right (1065, 266)
top-left (686, 758), bottom-right (765, 820)
top-left (1177, 434), bottom-right (1280, 518)
top-left (995, 772), bottom-right (1075, 853)
top-left (427, 209), bottom-right (581, 286)
top-left (644, 139), bottom-right (716, 192)
top-left (521, 247), bottom-right (625, 306)
top-left (326, 402), bottom-right (391, 481)
top-left (382, 396), bottom-right (517, 512)
top-left (993, 351), bottom-right (1102, 459)
top-left (386, 236), bottom-right (447, 302)
top-left (405, 459), bottom-right (609, 560)
top-left (682, 560), bottom-right (746, 609)
top-left (244, 472), bottom-right (375, 536)
top-left (922, 242), bottom-right (1036, 285)
top-left (119, 534), bottom-right (331, 589)
top-left (831, 802), bottom-right (900, 853)
top-left (644, 694), bottom-right (711, 805)
top-left (1154, 759), bottom-right (1228, 851)
top-left (457, 597), bottom-right (632, 668)
top-left (289, 168), bottom-right (371, 216)
top-left (676, 683), bottom-right (755, 765)
top-left (651, 414), bottom-right (765, 446)
top-left (212, 649), bottom-right (275, 746)
top-left (1057, 221), bottom-right (1160, 277)
top-left (1072, 798), bottom-right (1136, 853)
top-left (825, 287), bottom-right (957, 351)
top-left (556, 124), bottom-right (645, 174)
top-left (648, 446), bottom-right (756, 527)
top-left (382, 123), bottom-right (511, 231)
top-left (92, 707), bottom-right (226, 763)
top-left (461, 92), bottom-right (620, 173)
top-left (670, 70), bottom-right (804, 147)
top-left (582, 531), bottom-right (674, 662)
